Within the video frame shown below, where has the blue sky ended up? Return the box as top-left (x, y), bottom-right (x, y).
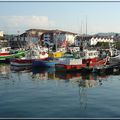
top-left (0, 2), bottom-right (120, 35)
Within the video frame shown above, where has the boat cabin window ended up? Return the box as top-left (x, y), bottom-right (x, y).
top-left (88, 52), bottom-right (98, 57)
top-left (5, 48), bottom-right (11, 51)
top-left (89, 53), bottom-right (93, 56)
top-left (80, 52), bottom-right (85, 57)
top-left (6, 48), bottom-right (9, 51)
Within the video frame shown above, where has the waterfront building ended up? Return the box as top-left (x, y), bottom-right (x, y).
top-left (9, 28), bottom-right (115, 49)
top-left (41, 29), bottom-right (77, 48)
top-left (89, 36), bottom-right (114, 45)
top-left (9, 29), bottom-right (77, 49)
top-left (8, 34), bottom-right (26, 49)
top-left (75, 35), bottom-right (114, 46)
top-left (25, 29), bottom-right (49, 43)
top-left (9, 29), bottom-right (49, 48)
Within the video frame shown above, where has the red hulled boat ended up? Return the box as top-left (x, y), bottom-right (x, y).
top-left (55, 49), bottom-right (109, 72)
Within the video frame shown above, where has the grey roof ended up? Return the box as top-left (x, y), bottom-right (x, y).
top-left (43, 29), bottom-right (77, 35)
top-left (26, 29), bottom-right (49, 33)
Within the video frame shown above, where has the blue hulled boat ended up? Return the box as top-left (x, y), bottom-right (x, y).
top-left (32, 58), bottom-right (59, 68)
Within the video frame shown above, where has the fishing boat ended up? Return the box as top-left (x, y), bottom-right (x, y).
top-left (0, 47), bottom-right (11, 56)
top-left (48, 51), bottom-right (64, 58)
top-left (32, 52), bottom-right (73, 68)
top-left (48, 47), bottom-right (66, 58)
top-left (32, 45), bottom-right (67, 68)
top-left (10, 45), bottom-right (49, 67)
top-left (0, 47), bottom-right (26, 63)
top-left (107, 49), bottom-right (120, 65)
top-left (55, 49), bottom-right (109, 72)
top-left (0, 47), bottom-right (12, 63)
top-left (48, 32), bottom-right (66, 59)
top-left (32, 57), bottom-right (59, 68)
top-left (105, 42), bottom-right (120, 64)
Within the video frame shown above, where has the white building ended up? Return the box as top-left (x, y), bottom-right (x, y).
top-left (88, 36), bottom-right (114, 45)
top-left (74, 35), bottom-right (114, 46)
top-left (42, 30), bottom-right (77, 47)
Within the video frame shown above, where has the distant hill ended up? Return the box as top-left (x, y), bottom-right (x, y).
top-left (95, 32), bottom-right (120, 37)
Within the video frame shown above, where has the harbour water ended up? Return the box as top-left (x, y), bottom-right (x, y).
top-left (0, 64), bottom-right (120, 118)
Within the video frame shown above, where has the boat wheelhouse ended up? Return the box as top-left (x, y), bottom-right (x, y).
top-left (0, 47), bottom-right (11, 56)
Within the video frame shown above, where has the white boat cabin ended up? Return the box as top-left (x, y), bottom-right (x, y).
top-left (0, 47), bottom-right (11, 53)
top-left (73, 49), bottom-right (99, 60)
top-left (81, 49), bottom-right (99, 59)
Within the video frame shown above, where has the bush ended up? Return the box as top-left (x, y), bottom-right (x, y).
top-left (115, 41), bottom-right (120, 50)
top-left (95, 42), bottom-right (109, 49)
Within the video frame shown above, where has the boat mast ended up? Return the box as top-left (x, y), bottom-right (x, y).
top-left (80, 20), bottom-right (83, 51)
top-left (17, 31), bottom-right (23, 49)
top-left (84, 16), bottom-right (88, 49)
top-left (86, 16), bottom-right (87, 36)
top-left (16, 31), bottom-right (19, 49)
top-left (55, 32), bottom-right (57, 52)
top-left (55, 31), bottom-right (60, 52)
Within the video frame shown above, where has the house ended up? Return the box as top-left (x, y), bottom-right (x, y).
top-left (75, 35), bottom-right (114, 46)
top-left (9, 29), bottom-right (49, 48)
top-left (89, 36), bottom-right (114, 45)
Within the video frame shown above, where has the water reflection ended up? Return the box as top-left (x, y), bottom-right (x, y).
top-left (31, 67), bottom-right (109, 88)
top-left (0, 64), bottom-right (11, 80)
top-left (0, 64), bottom-right (110, 91)
top-left (31, 68), bottom-right (110, 113)
top-left (0, 64), bottom-right (110, 88)
top-left (0, 64), bottom-right (120, 117)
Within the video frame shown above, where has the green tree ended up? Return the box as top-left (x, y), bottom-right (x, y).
top-left (115, 41), bottom-right (120, 50)
top-left (95, 42), bottom-right (109, 49)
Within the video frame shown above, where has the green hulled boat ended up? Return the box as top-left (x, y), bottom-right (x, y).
top-left (0, 50), bottom-right (26, 63)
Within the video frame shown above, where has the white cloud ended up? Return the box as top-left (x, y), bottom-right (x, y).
top-left (0, 16), bottom-right (55, 34)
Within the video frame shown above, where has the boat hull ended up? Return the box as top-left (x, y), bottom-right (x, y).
top-left (11, 57), bottom-right (48, 67)
top-left (10, 59), bottom-right (34, 67)
top-left (55, 57), bottom-right (108, 72)
top-left (0, 58), bottom-right (10, 63)
top-left (0, 50), bottom-right (26, 60)
top-left (32, 60), bottom-right (58, 68)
